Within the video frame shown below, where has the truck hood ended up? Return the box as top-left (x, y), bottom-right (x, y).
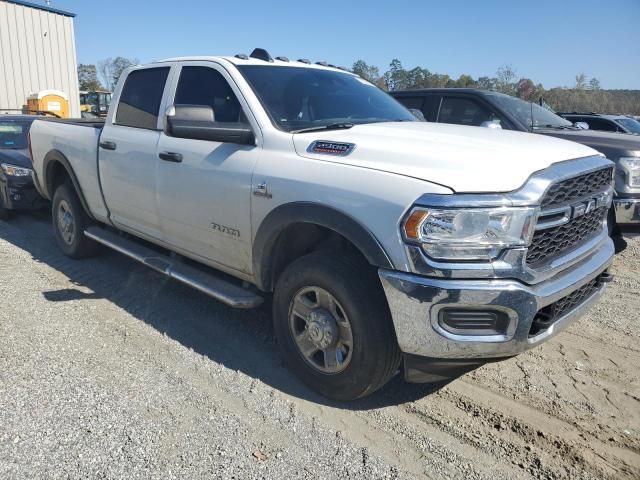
top-left (0, 148), bottom-right (31, 169)
top-left (292, 122), bottom-right (599, 192)
top-left (536, 129), bottom-right (640, 158)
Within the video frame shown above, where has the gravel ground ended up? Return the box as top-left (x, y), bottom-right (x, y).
top-left (0, 212), bottom-right (638, 479)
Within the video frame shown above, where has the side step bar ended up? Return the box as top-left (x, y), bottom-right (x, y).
top-left (84, 227), bottom-right (263, 309)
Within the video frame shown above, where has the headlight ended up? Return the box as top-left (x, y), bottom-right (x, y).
top-left (403, 207), bottom-right (537, 261)
top-left (619, 157), bottom-right (640, 187)
top-left (1, 163), bottom-right (32, 177)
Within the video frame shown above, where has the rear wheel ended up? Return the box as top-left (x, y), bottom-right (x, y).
top-left (273, 252), bottom-right (401, 401)
top-left (52, 182), bottom-right (101, 258)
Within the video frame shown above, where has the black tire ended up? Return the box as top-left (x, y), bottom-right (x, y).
top-left (273, 252), bottom-right (401, 401)
top-left (52, 182), bottom-right (101, 258)
top-left (607, 206), bottom-right (619, 238)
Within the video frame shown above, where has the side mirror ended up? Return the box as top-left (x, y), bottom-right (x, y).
top-left (574, 121), bottom-right (590, 130)
top-left (408, 109), bottom-right (426, 121)
top-left (166, 104), bottom-right (255, 145)
top-left (480, 120), bottom-right (502, 130)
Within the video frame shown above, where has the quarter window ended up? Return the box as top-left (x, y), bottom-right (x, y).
top-left (115, 67), bottom-right (170, 129)
top-left (174, 67), bottom-right (243, 123)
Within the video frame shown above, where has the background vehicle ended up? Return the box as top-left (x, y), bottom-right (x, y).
top-left (0, 115), bottom-right (48, 219)
top-left (392, 88), bottom-right (640, 231)
top-left (29, 51), bottom-right (614, 401)
top-left (558, 113), bottom-right (640, 135)
top-left (79, 90), bottom-right (112, 118)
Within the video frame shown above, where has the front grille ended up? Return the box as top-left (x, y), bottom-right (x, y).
top-left (529, 277), bottom-right (602, 337)
top-left (541, 167), bottom-right (613, 209)
top-left (526, 166), bottom-right (612, 268)
top-left (526, 206), bottom-right (607, 267)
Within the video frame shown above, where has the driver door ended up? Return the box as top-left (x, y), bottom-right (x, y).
top-left (155, 62), bottom-right (260, 275)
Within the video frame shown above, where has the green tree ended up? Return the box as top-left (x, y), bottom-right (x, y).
top-left (383, 59), bottom-right (410, 91)
top-left (77, 64), bottom-right (103, 91)
top-left (455, 74), bottom-right (476, 88)
top-left (352, 60), bottom-right (381, 85)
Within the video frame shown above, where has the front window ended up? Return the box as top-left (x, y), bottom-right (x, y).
top-left (617, 118), bottom-right (640, 134)
top-left (485, 92), bottom-right (574, 130)
top-left (0, 121), bottom-right (29, 149)
top-left (238, 65), bottom-right (415, 132)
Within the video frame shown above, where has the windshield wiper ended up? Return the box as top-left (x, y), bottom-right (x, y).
top-left (291, 122), bottom-right (355, 134)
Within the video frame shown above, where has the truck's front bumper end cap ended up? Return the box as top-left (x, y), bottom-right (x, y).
top-left (614, 198), bottom-right (640, 225)
top-left (379, 238), bottom-right (614, 361)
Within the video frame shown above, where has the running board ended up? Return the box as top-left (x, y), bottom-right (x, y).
top-left (84, 227), bottom-right (263, 309)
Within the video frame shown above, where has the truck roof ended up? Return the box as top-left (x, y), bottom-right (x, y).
top-left (391, 88), bottom-right (494, 96)
top-left (155, 55), bottom-right (353, 74)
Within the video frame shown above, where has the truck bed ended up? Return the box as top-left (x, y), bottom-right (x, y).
top-left (29, 118), bottom-right (109, 221)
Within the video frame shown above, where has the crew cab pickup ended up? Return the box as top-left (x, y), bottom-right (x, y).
top-left (29, 49), bottom-right (615, 401)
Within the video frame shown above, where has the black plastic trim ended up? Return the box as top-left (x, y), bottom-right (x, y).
top-left (403, 354), bottom-right (505, 383)
top-left (253, 202), bottom-right (394, 291)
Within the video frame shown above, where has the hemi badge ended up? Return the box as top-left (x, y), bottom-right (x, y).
top-left (309, 141), bottom-right (355, 156)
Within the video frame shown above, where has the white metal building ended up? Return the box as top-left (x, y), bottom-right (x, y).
top-left (0, 0), bottom-right (80, 116)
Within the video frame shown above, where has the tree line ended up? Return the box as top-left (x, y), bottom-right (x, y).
top-left (77, 57), bottom-right (640, 115)
top-left (353, 59), bottom-right (640, 115)
top-left (77, 57), bottom-right (139, 92)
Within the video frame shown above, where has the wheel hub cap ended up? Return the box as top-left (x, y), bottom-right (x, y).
top-left (307, 310), bottom-right (338, 349)
top-left (289, 286), bottom-right (354, 374)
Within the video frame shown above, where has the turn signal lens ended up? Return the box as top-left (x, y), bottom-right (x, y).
top-left (403, 210), bottom-right (429, 240)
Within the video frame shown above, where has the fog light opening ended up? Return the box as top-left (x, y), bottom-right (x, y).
top-left (439, 309), bottom-right (510, 336)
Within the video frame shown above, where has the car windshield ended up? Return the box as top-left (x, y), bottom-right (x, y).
top-left (238, 65), bottom-right (415, 132)
top-left (486, 92), bottom-right (574, 130)
top-left (617, 118), bottom-right (640, 134)
top-left (0, 121), bottom-right (29, 149)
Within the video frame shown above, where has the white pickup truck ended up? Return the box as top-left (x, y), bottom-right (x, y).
top-left (29, 48), bottom-right (615, 401)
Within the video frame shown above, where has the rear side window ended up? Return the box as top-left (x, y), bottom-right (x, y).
top-left (438, 97), bottom-right (500, 126)
top-left (174, 67), bottom-right (243, 123)
top-left (115, 67), bottom-right (170, 129)
top-left (583, 118), bottom-right (618, 132)
top-left (396, 96), bottom-right (424, 110)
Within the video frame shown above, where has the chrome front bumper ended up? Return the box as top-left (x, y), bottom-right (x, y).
top-left (379, 237), bottom-right (614, 360)
top-left (614, 198), bottom-right (640, 225)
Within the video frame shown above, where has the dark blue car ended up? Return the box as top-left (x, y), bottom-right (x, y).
top-left (0, 115), bottom-right (47, 219)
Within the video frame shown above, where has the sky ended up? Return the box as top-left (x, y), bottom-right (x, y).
top-left (49, 0), bottom-right (640, 89)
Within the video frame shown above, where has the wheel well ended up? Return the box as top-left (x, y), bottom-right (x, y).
top-left (47, 160), bottom-right (71, 197)
top-left (43, 154), bottom-right (94, 220)
top-left (266, 223), bottom-right (370, 291)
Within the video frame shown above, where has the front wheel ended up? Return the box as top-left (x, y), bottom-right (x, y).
top-left (273, 252), bottom-right (401, 401)
top-left (52, 182), bottom-right (101, 258)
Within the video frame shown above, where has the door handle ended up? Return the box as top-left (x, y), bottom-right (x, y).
top-left (158, 151), bottom-right (183, 163)
top-left (99, 141), bottom-right (117, 150)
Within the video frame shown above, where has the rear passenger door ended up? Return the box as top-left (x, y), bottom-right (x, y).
top-left (99, 66), bottom-right (172, 240)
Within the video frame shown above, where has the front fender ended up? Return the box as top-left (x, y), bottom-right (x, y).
top-left (252, 202), bottom-right (394, 291)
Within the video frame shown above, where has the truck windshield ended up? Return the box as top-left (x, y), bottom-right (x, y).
top-left (237, 65), bottom-right (415, 132)
top-left (0, 121), bottom-right (29, 149)
top-left (485, 92), bottom-right (574, 131)
top-left (617, 118), bottom-right (640, 134)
